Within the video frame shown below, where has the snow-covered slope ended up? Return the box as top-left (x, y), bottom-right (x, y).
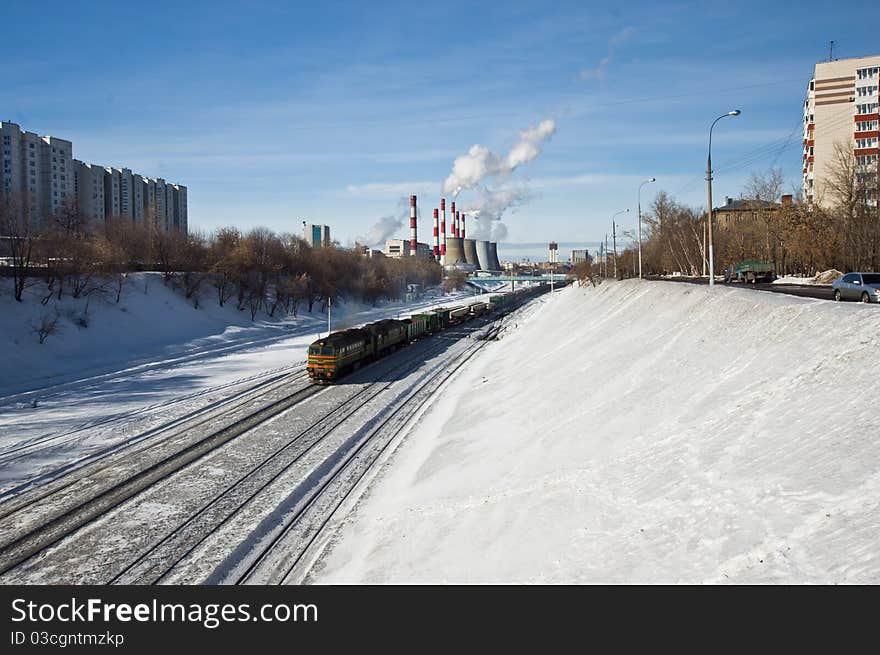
top-left (0, 273), bottom-right (473, 397)
top-left (312, 280), bottom-right (880, 583)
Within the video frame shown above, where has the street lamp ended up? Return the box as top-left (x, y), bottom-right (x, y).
top-left (612, 209), bottom-right (629, 280)
top-left (637, 178), bottom-right (656, 279)
top-left (707, 110), bottom-right (741, 287)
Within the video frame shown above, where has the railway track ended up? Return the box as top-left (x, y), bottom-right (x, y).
top-left (0, 310), bottom-right (514, 583)
top-left (0, 371), bottom-right (322, 575)
top-left (109, 325), bottom-right (493, 584)
top-left (238, 323), bottom-right (504, 585)
top-left (0, 363), bottom-right (307, 473)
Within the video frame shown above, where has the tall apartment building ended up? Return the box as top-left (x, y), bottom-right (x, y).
top-left (74, 161), bottom-right (105, 224)
top-left (1, 121), bottom-right (76, 225)
top-left (302, 222), bottom-right (331, 248)
top-left (172, 184), bottom-right (187, 233)
top-left (803, 54), bottom-right (880, 206)
top-left (103, 167), bottom-right (121, 218)
top-left (132, 173), bottom-right (145, 222)
top-left (0, 120), bottom-right (187, 232)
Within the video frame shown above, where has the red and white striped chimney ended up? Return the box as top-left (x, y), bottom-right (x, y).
top-left (455, 210), bottom-right (460, 238)
top-left (461, 213), bottom-right (466, 239)
top-left (409, 195), bottom-right (417, 256)
top-left (432, 208), bottom-right (439, 260)
top-left (440, 198), bottom-right (447, 261)
top-left (450, 201), bottom-right (456, 237)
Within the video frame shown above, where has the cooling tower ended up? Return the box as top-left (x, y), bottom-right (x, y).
top-left (488, 242), bottom-right (501, 271)
top-left (463, 238), bottom-right (478, 266)
top-left (445, 236), bottom-right (465, 264)
top-left (475, 240), bottom-right (491, 271)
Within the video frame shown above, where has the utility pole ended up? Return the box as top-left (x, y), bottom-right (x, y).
top-left (327, 296), bottom-right (331, 335)
top-left (612, 221), bottom-right (618, 280)
top-left (829, 40), bottom-right (834, 61)
top-left (604, 234), bottom-right (608, 279)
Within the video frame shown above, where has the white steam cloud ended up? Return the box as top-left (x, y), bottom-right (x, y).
top-left (359, 215), bottom-right (403, 248)
top-left (442, 119), bottom-right (556, 194)
top-left (358, 196), bottom-right (417, 248)
top-left (443, 118), bottom-right (556, 241)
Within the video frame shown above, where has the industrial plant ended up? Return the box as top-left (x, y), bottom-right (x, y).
top-left (396, 194), bottom-right (502, 272)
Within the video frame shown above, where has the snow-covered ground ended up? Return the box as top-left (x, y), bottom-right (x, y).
top-left (312, 280), bottom-right (880, 583)
top-left (773, 269), bottom-right (842, 285)
top-left (0, 273), bottom-right (480, 482)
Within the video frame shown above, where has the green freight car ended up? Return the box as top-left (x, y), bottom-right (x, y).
top-left (410, 311), bottom-right (441, 334)
top-left (403, 315), bottom-right (429, 341)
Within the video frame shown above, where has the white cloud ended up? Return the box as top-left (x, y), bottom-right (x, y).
top-left (579, 27), bottom-right (634, 82)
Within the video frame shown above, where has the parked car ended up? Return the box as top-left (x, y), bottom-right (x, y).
top-left (832, 272), bottom-right (880, 303)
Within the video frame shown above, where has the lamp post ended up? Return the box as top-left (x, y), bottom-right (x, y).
top-left (612, 209), bottom-right (629, 280)
top-left (707, 110), bottom-right (741, 287)
top-left (637, 178), bottom-right (656, 279)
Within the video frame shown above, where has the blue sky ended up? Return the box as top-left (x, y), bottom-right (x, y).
top-left (2, 0), bottom-right (878, 251)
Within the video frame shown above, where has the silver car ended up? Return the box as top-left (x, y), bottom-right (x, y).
top-left (832, 272), bottom-right (880, 303)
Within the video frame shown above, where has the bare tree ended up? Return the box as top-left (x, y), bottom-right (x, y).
top-left (0, 195), bottom-right (38, 302)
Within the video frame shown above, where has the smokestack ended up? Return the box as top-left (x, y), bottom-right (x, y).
top-left (455, 210), bottom-right (460, 238)
top-left (450, 201), bottom-right (456, 236)
top-left (461, 213), bottom-right (466, 239)
top-left (432, 208), bottom-right (439, 260)
top-left (410, 195), bottom-right (417, 256)
top-left (440, 198), bottom-right (447, 263)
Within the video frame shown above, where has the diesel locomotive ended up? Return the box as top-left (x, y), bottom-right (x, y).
top-left (306, 288), bottom-right (541, 384)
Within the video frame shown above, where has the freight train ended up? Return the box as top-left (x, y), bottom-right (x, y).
top-left (306, 287), bottom-right (544, 383)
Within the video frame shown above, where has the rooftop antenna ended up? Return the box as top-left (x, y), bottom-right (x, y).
top-left (829, 40), bottom-right (834, 61)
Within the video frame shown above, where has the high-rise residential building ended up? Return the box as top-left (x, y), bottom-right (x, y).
top-left (302, 222), bottom-right (331, 248)
top-left (803, 54), bottom-right (880, 206)
top-left (116, 167), bottom-right (134, 219)
top-left (74, 161), bottom-right (105, 224)
top-left (172, 184), bottom-right (187, 232)
top-left (1, 121), bottom-right (48, 224)
top-left (164, 184), bottom-right (175, 231)
top-left (153, 178), bottom-right (167, 229)
top-left (38, 135), bottom-right (74, 219)
top-left (132, 173), bottom-right (145, 223)
top-left (0, 121), bottom-right (187, 232)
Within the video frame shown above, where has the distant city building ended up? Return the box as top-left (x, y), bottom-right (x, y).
top-left (571, 249), bottom-right (592, 265)
top-left (303, 222), bottom-right (331, 248)
top-left (0, 120), bottom-right (187, 232)
top-left (803, 54), bottom-right (880, 206)
top-left (384, 239), bottom-right (410, 258)
top-left (358, 245), bottom-right (385, 258)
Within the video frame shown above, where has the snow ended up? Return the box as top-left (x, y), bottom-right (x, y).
top-left (773, 269), bottom-right (842, 285)
top-left (311, 280), bottom-right (880, 583)
top-left (0, 273), bottom-right (475, 398)
top-left (0, 273), bottom-right (477, 490)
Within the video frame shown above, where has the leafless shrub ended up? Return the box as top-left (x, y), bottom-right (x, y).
top-left (33, 309), bottom-right (61, 344)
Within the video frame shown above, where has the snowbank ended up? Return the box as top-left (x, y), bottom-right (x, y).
top-left (313, 280), bottom-right (880, 583)
top-left (0, 273), bottom-right (471, 397)
top-left (773, 269), bottom-right (842, 285)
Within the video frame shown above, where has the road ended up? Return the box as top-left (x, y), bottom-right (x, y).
top-left (645, 275), bottom-right (835, 301)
